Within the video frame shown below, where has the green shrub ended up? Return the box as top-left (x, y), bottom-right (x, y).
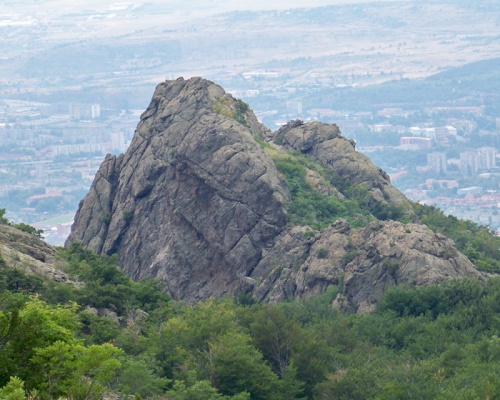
top-left (316, 248), bottom-right (328, 259)
top-left (383, 259), bottom-right (399, 275)
top-left (303, 230), bottom-right (315, 239)
top-left (273, 156), bottom-right (351, 230)
top-left (13, 223), bottom-right (43, 239)
top-left (0, 208), bottom-right (9, 225)
top-left (234, 99), bottom-right (249, 127)
top-left (122, 210), bottom-right (133, 226)
top-left (344, 251), bottom-right (356, 264)
top-left (102, 213), bottom-right (111, 225)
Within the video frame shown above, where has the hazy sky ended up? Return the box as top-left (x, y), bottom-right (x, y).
top-left (203, 0), bottom-right (406, 11)
top-left (2, 0), bottom-right (406, 15)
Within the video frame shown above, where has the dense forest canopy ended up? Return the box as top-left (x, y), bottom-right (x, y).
top-left (1, 241), bottom-right (500, 399)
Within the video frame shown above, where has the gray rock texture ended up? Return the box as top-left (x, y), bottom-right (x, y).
top-left (273, 120), bottom-right (413, 216)
top-left (67, 77), bottom-right (485, 310)
top-left (248, 219), bottom-right (483, 312)
top-left (0, 224), bottom-right (76, 284)
top-left (67, 77), bottom-right (289, 301)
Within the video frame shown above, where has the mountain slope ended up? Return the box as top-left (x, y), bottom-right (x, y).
top-left (0, 223), bottom-right (73, 285)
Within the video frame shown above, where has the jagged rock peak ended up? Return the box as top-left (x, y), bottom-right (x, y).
top-left (67, 77), bottom-right (289, 301)
top-left (67, 77), bottom-right (484, 310)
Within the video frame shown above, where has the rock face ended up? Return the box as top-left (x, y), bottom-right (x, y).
top-left (0, 224), bottom-right (74, 284)
top-left (67, 77), bottom-right (289, 301)
top-left (249, 219), bottom-right (483, 312)
top-left (68, 77), bottom-right (484, 310)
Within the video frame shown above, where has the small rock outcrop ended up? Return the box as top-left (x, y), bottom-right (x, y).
top-left (273, 120), bottom-right (413, 216)
top-left (0, 224), bottom-right (74, 284)
top-left (67, 77), bottom-right (485, 310)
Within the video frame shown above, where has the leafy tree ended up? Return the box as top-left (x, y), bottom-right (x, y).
top-left (0, 298), bottom-right (79, 386)
top-left (0, 376), bottom-right (26, 400)
top-left (156, 298), bottom-right (245, 380)
top-left (79, 311), bottom-right (121, 345)
top-left (0, 208), bottom-right (9, 225)
top-left (131, 278), bottom-right (171, 312)
top-left (0, 297), bottom-right (122, 398)
top-left (114, 358), bottom-right (169, 398)
top-left (12, 223), bottom-right (43, 239)
top-left (250, 306), bottom-right (300, 377)
top-left (32, 341), bottom-right (122, 399)
top-left (0, 269), bottom-right (44, 295)
top-left (206, 331), bottom-right (280, 399)
top-left (165, 377), bottom-right (250, 399)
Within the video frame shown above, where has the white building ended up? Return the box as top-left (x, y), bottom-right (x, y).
top-left (427, 152), bottom-right (447, 174)
top-left (478, 147), bottom-right (496, 170)
top-left (459, 148), bottom-right (496, 175)
top-left (110, 131), bottom-right (126, 153)
top-left (460, 151), bottom-right (479, 175)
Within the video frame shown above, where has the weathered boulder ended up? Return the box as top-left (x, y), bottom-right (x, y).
top-left (0, 224), bottom-right (75, 284)
top-left (249, 219), bottom-right (483, 312)
top-left (338, 220), bottom-right (483, 313)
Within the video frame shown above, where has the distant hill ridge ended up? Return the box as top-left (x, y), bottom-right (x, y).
top-left (305, 57), bottom-right (500, 111)
top-left (66, 77), bottom-right (485, 312)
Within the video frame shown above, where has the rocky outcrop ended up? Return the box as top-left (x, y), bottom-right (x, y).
top-left (273, 120), bottom-right (413, 216)
top-left (0, 224), bottom-right (74, 284)
top-left (67, 77), bottom-right (485, 310)
top-left (67, 77), bottom-right (289, 301)
top-left (248, 219), bottom-right (483, 312)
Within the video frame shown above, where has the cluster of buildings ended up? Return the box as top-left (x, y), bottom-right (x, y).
top-left (459, 147), bottom-right (496, 175)
top-left (0, 99), bottom-right (139, 244)
top-left (426, 148), bottom-right (497, 175)
top-left (0, 101), bottom-right (133, 157)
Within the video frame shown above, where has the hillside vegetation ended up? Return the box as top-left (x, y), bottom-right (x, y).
top-left (2, 243), bottom-right (500, 399)
top-left (259, 142), bottom-right (500, 274)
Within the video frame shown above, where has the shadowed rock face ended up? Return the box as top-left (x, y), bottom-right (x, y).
top-left (68, 77), bottom-right (484, 309)
top-left (67, 77), bottom-right (289, 301)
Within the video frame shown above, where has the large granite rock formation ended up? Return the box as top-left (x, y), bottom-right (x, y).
top-left (67, 77), bottom-right (484, 310)
top-left (250, 219), bottom-right (483, 312)
top-left (67, 77), bottom-right (289, 301)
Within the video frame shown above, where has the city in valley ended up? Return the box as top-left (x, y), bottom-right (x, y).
top-left (0, 0), bottom-right (499, 244)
